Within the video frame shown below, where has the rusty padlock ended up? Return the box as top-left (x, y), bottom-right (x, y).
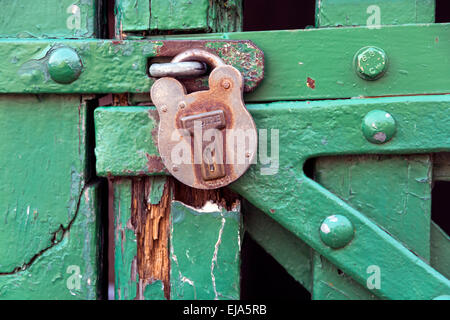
top-left (151, 49), bottom-right (257, 189)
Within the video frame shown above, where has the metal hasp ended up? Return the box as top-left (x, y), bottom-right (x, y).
top-left (0, 39), bottom-right (263, 94)
top-left (151, 49), bottom-right (257, 189)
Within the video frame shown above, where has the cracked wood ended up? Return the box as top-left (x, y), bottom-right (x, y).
top-left (132, 177), bottom-right (172, 299)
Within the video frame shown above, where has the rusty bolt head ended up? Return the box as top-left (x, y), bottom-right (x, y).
top-left (354, 46), bottom-right (388, 80)
top-left (178, 101), bottom-right (186, 109)
top-left (221, 79), bottom-right (231, 89)
top-left (161, 105), bottom-right (168, 113)
top-left (172, 165), bottom-right (179, 172)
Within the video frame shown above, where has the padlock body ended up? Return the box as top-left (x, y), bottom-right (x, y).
top-left (151, 65), bottom-right (257, 189)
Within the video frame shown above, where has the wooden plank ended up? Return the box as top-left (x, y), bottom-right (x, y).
top-left (316, 0), bottom-right (435, 27)
top-left (114, 177), bottom-right (172, 300)
top-left (0, 181), bottom-right (104, 299)
top-left (170, 200), bottom-right (241, 300)
top-left (0, 0), bottom-right (97, 38)
top-left (0, 95), bottom-right (90, 272)
top-left (116, 0), bottom-right (150, 33)
top-left (148, 0), bottom-right (242, 33)
top-left (113, 178), bottom-right (137, 300)
top-left (0, 95), bottom-right (104, 300)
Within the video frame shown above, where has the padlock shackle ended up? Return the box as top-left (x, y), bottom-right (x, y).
top-left (171, 49), bottom-right (226, 70)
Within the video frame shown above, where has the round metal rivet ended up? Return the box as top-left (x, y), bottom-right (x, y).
top-left (47, 47), bottom-right (83, 84)
top-left (354, 46), bottom-right (388, 80)
top-left (172, 165), bottom-right (179, 172)
top-left (222, 80), bottom-right (231, 89)
top-left (362, 110), bottom-right (396, 144)
top-left (179, 101), bottom-right (186, 109)
top-left (320, 215), bottom-right (354, 249)
top-left (161, 105), bottom-right (168, 113)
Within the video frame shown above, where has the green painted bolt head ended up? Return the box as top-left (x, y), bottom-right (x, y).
top-left (320, 215), bottom-right (354, 249)
top-left (354, 46), bottom-right (388, 80)
top-left (47, 47), bottom-right (83, 84)
top-left (362, 110), bottom-right (396, 144)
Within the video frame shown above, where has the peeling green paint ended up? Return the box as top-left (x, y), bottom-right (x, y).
top-left (116, 0), bottom-right (150, 32)
top-left (0, 39), bottom-right (262, 94)
top-left (0, 183), bottom-right (103, 299)
top-left (143, 280), bottom-right (166, 300)
top-left (170, 201), bottom-right (241, 300)
top-left (113, 179), bottom-right (137, 300)
top-left (148, 176), bottom-right (167, 205)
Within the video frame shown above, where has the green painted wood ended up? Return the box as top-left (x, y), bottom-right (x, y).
top-left (0, 180), bottom-right (104, 299)
top-left (316, 0), bottom-right (435, 27)
top-left (313, 155), bottom-right (433, 299)
top-left (229, 96), bottom-right (450, 300)
top-left (170, 201), bottom-right (241, 300)
top-left (243, 200), bottom-right (312, 292)
top-left (148, 0), bottom-right (242, 33)
top-left (311, 254), bottom-right (377, 300)
top-left (431, 222), bottom-right (450, 280)
top-left (0, 0), bottom-right (97, 38)
top-left (116, 0), bottom-right (150, 32)
top-left (94, 106), bottom-right (160, 176)
top-left (0, 95), bottom-right (90, 272)
top-left (113, 178), bottom-right (137, 300)
top-left (0, 95), bottom-right (103, 299)
top-left (114, 176), bottom-right (173, 300)
top-left (0, 39), bottom-right (262, 94)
